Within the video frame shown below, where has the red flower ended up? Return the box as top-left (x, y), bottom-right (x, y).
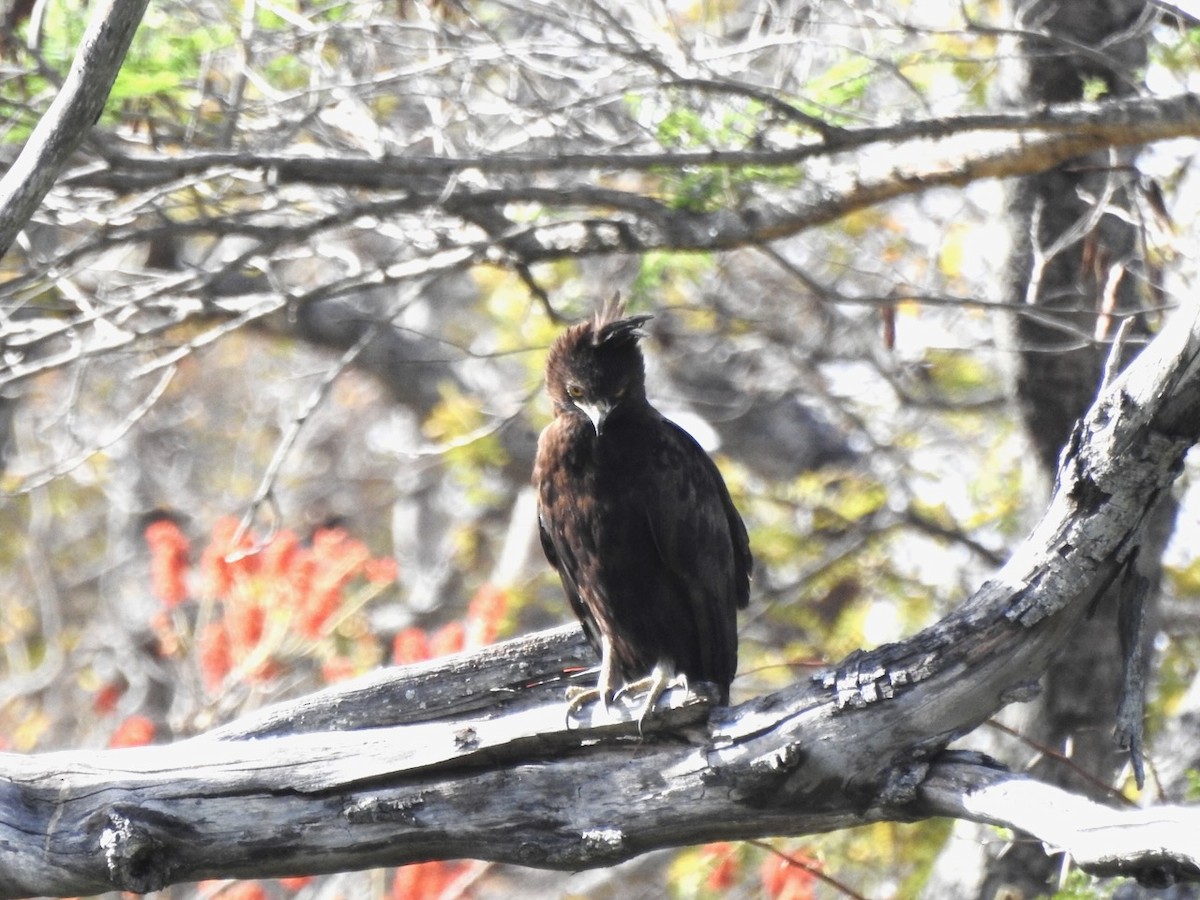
top-left (465, 583), bottom-right (507, 648)
top-left (701, 842), bottom-right (740, 891)
top-left (393, 627), bottom-right (430, 665)
top-left (311, 526), bottom-right (370, 577)
top-left (227, 600), bottom-right (266, 655)
top-left (199, 621), bottom-right (232, 693)
top-left (109, 715), bottom-right (155, 748)
top-left (391, 861), bottom-right (471, 900)
top-left (262, 529), bottom-right (302, 580)
top-left (201, 517), bottom-right (254, 598)
top-left (289, 527), bottom-right (367, 638)
top-left (93, 681), bottom-right (126, 715)
top-left (297, 580), bottom-right (340, 639)
top-left (144, 519), bottom-right (190, 608)
top-left (364, 555), bottom-right (399, 585)
top-left (760, 851), bottom-right (818, 900)
top-left (429, 621), bottom-right (465, 658)
top-left (177, 517), bottom-right (401, 693)
top-left (320, 657), bottom-right (357, 683)
top-left (277, 875), bottom-right (314, 891)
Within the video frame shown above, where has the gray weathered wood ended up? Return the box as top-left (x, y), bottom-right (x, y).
top-left (917, 755), bottom-right (1199, 883)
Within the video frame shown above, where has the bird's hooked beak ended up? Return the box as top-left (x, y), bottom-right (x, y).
top-left (578, 400), bottom-right (613, 436)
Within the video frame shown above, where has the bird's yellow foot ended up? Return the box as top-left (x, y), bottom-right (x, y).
top-left (564, 655), bottom-right (618, 727)
top-left (565, 683), bottom-right (612, 719)
top-left (615, 665), bottom-right (690, 733)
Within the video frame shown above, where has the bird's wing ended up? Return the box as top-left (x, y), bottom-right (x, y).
top-left (651, 420), bottom-right (751, 600)
top-left (538, 507), bottom-right (603, 652)
top-left (628, 418), bottom-right (751, 693)
top-left (536, 513), bottom-right (560, 570)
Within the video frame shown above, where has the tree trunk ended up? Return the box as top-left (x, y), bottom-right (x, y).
top-left (930, 3), bottom-right (1175, 897)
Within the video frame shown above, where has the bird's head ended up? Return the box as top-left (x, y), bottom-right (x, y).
top-left (545, 303), bottom-right (652, 436)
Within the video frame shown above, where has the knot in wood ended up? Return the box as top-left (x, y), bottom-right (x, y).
top-left (99, 808), bottom-right (174, 893)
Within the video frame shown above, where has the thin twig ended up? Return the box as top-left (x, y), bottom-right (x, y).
top-left (1100, 315), bottom-right (1137, 393)
top-left (748, 839), bottom-right (872, 900)
top-left (984, 718), bottom-right (1136, 806)
top-left (3, 365), bottom-right (178, 496)
top-left (229, 323), bottom-right (379, 553)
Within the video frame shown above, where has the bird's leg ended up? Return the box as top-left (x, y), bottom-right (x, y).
top-left (615, 663), bottom-right (689, 733)
top-left (565, 634), bottom-right (619, 724)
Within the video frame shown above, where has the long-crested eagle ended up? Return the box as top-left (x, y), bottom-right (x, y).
top-left (533, 298), bottom-right (752, 720)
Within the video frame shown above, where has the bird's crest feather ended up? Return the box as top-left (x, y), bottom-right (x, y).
top-left (592, 292), bottom-right (652, 347)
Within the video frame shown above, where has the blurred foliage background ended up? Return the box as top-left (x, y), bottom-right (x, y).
top-left (2, 0), bottom-right (1200, 897)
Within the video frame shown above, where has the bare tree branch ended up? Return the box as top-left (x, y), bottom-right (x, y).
top-left (65, 92), bottom-right (1200, 190)
top-left (0, 0), bottom-right (149, 258)
top-left (1, 90), bottom-right (1193, 402)
top-left (917, 756), bottom-right (1200, 884)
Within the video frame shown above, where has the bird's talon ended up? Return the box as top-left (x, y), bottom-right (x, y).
top-left (565, 684), bottom-right (614, 726)
top-left (564, 668), bottom-right (707, 734)
top-left (565, 685), bottom-right (597, 712)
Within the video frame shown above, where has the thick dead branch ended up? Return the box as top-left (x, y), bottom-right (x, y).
top-left (1, 300), bottom-right (1199, 897)
top-left (917, 755), bottom-right (1200, 885)
top-left (64, 92), bottom-right (1200, 190)
top-left (49, 94), bottom-right (1200, 266)
top-left (4, 94), bottom-right (1198, 398)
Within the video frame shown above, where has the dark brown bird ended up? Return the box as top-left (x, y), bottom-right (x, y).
top-left (533, 299), bottom-right (751, 719)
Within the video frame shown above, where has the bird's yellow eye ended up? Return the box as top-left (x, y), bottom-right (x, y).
top-left (567, 384), bottom-right (584, 399)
